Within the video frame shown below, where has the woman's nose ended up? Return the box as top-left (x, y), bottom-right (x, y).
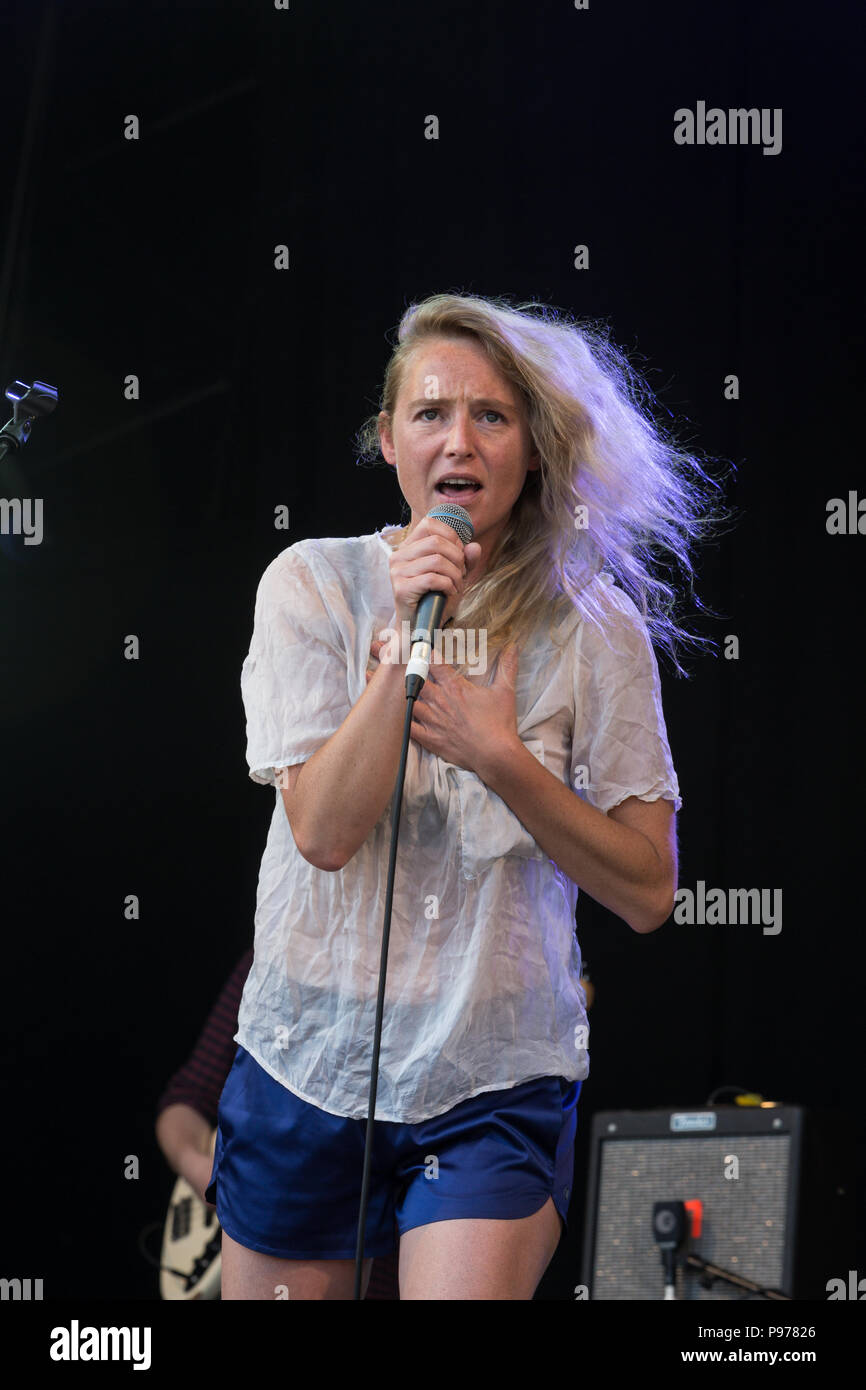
top-left (446, 409), bottom-right (474, 454)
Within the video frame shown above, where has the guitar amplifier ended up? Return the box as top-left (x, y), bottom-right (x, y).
top-left (579, 1103), bottom-right (854, 1300)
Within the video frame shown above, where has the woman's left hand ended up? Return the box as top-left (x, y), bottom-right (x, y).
top-left (367, 639), bottom-right (521, 777)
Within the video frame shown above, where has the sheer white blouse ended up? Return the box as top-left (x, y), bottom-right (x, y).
top-left (233, 527), bottom-right (681, 1122)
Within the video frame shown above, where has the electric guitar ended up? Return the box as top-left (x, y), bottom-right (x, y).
top-left (159, 1130), bottom-right (222, 1300)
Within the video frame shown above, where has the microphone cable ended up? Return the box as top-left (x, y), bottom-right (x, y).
top-left (352, 501), bottom-right (473, 1300)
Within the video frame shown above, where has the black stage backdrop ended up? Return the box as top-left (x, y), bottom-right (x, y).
top-left (1, 0), bottom-right (863, 1307)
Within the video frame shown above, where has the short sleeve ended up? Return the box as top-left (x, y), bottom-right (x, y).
top-left (571, 579), bottom-right (682, 815)
top-left (240, 547), bottom-right (351, 786)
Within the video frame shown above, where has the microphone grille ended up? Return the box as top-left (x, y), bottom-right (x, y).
top-left (426, 501), bottom-right (475, 546)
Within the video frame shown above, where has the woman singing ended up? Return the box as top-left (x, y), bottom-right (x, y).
top-left (206, 292), bottom-right (727, 1299)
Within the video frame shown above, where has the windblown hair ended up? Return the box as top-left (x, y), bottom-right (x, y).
top-left (355, 292), bottom-right (737, 676)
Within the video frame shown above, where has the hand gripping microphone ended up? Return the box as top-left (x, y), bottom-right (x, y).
top-left (405, 502), bottom-right (475, 699)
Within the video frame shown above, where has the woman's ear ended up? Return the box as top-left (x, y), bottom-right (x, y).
top-left (378, 410), bottom-right (396, 467)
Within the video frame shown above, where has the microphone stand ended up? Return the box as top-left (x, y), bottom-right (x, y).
top-left (0, 379), bottom-right (57, 561)
top-left (681, 1252), bottom-right (791, 1300)
top-left (0, 378), bottom-right (57, 463)
top-left (653, 1202), bottom-right (791, 1300)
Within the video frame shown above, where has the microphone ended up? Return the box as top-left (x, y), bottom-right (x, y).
top-left (405, 502), bottom-right (475, 699)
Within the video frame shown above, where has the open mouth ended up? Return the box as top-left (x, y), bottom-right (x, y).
top-left (435, 479), bottom-right (483, 500)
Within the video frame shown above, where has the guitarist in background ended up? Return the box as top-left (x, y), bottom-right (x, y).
top-left (154, 949), bottom-right (401, 1300)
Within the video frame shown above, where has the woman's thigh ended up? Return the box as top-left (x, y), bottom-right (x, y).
top-left (221, 1231), bottom-right (373, 1301)
top-left (397, 1195), bottom-right (562, 1300)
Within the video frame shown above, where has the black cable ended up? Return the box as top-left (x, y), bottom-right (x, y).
top-left (705, 1084), bottom-right (757, 1105)
top-left (136, 1221), bottom-right (189, 1280)
top-left (352, 692), bottom-right (417, 1300)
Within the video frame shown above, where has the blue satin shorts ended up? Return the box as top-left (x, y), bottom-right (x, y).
top-left (205, 1045), bottom-right (582, 1260)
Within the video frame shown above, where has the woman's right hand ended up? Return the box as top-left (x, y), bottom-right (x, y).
top-left (388, 517), bottom-right (482, 629)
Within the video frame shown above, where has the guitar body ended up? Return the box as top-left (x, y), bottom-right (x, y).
top-left (160, 1133), bottom-right (222, 1300)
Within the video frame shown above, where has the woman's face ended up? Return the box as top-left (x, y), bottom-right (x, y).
top-left (378, 336), bottom-right (539, 560)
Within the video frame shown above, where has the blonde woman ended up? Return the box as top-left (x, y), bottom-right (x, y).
top-left (205, 293), bottom-right (730, 1300)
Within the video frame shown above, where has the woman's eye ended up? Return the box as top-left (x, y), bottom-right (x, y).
top-left (417, 408), bottom-right (504, 423)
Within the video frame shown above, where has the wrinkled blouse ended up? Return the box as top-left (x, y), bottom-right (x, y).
top-left (233, 526), bottom-right (682, 1122)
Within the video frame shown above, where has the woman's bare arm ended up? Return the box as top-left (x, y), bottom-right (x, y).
top-left (280, 518), bottom-right (482, 870)
top-left (279, 656), bottom-right (412, 870)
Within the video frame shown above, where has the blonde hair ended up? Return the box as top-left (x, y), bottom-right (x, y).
top-left (355, 292), bottom-right (737, 675)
